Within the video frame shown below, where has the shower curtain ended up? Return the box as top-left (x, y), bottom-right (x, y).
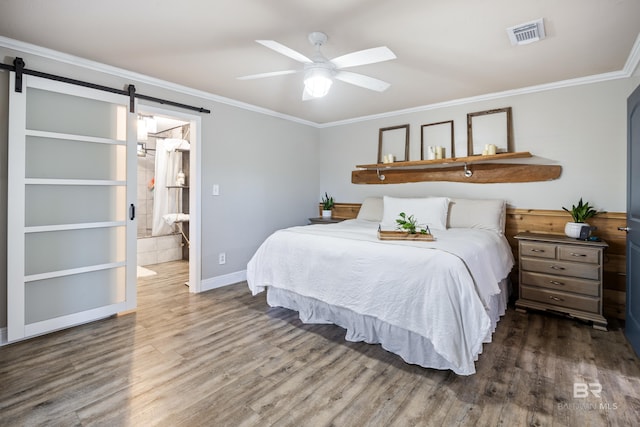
top-left (151, 138), bottom-right (182, 236)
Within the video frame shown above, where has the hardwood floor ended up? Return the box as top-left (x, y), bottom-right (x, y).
top-left (1, 260), bottom-right (639, 426)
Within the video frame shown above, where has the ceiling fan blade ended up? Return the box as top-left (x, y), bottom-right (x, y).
top-left (256, 40), bottom-right (313, 64)
top-left (331, 46), bottom-right (396, 69)
top-left (237, 69), bottom-right (299, 80)
top-left (335, 71), bottom-right (391, 92)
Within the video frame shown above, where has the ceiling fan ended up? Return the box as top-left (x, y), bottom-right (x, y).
top-left (238, 32), bottom-right (396, 100)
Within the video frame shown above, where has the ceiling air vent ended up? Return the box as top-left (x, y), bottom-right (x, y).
top-left (506, 18), bottom-right (546, 46)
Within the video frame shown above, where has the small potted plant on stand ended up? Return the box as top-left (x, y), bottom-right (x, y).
top-left (562, 198), bottom-right (600, 238)
top-left (321, 192), bottom-right (334, 218)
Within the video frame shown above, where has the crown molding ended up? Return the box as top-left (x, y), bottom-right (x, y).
top-left (624, 33), bottom-right (640, 77)
top-left (0, 36), bottom-right (318, 128)
top-left (319, 32), bottom-right (640, 128)
top-left (318, 69), bottom-right (632, 128)
top-left (2, 33), bottom-right (639, 130)
top-left (317, 34), bottom-right (640, 128)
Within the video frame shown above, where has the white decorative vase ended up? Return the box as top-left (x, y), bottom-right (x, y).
top-left (565, 222), bottom-right (586, 238)
top-left (322, 209), bottom-right (332, 219)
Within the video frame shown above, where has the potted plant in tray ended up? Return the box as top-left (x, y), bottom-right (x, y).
top-left (562, 198), bottom-right (601, 238)
top-left (396, 212), bottom-right (430, 235)
top-left (321, 192), bottom-right (334, 218)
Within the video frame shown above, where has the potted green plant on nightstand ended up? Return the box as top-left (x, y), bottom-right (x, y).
top-left (321, 192), bottom-right (334, 218)
top-left (562, 198), bottom-right (600, 238)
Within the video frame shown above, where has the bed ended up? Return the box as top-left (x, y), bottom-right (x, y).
top-left (247, 196), bottom-right (514, 375)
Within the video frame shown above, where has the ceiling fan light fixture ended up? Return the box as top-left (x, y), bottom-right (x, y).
top-left (240, 32), bottom-right (395, 98)
top-left (304, 67), bottom-right (333, 98)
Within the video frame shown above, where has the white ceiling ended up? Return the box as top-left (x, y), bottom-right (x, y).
top-left (1, 0), bottom-right (639, 125)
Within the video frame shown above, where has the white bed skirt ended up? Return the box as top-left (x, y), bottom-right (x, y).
top-left (266, 278), bottom-right (510, 375)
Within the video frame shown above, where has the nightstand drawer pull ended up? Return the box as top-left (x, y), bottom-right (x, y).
top-left (550, 265), bottom-right (565, 270)
top-left (570, 252), bottom-right (587, 257)
top-left (531, 249), bottom-right (545, 253)
top-left (549, 280), bottom-right (565, 286)
top-left (549, 296), bottom-right (564, 302)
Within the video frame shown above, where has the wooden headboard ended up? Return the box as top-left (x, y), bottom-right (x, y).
top-left (320, 203), bottom-right (627, 320)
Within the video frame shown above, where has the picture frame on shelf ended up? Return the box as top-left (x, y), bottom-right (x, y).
top-left (467, 107), bottom-right (513, 156)
top-left (420, 120), bottom-right (454, 160)
top-left (378, 124), bottom-right (410, 164)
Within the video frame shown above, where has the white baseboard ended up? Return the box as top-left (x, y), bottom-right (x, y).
top-left (200, 270), bottom-right (247, 292)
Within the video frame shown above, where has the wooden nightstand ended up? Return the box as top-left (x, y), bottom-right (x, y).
top-left (308, 217), bottom-right (345, 224)
top-left (514, 232), bottom-right (608, 331)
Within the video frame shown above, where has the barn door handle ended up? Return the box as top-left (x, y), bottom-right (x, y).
top-left (130, 204), bottom-right (135, 220)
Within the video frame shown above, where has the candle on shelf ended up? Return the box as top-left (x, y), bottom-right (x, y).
top-left (488, 144), bottom-right (497, 155)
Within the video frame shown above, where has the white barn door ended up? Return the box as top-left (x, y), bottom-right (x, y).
top-left (7, 73), bottom-right (137, 342)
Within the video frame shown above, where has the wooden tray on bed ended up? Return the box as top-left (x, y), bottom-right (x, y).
top-left (377, 230), bottom-right (435, 241)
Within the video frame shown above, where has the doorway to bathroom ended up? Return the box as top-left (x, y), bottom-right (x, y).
top-left (136, 105), bottom-right (201, 292)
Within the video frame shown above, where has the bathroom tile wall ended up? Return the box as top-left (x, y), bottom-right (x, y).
top-left (137, 234), bottom-right (183, 266)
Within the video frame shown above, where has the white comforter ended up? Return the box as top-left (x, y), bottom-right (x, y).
top-left (247, 219), bottom-right (514, 374)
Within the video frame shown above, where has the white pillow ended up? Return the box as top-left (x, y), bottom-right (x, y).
top-left (381, 196), bottom-right (449, 230)
top-left (447, 198), bottom-right (506, 234)
top-left (356, 197), bottom-right (384, 222)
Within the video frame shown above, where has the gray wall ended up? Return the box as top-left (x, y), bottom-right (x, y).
top-left (319, 76), bottom-right (640, 212)
top-left (0, 46), bottom-right (320, 329)
top-left (199, 102), bottom-right (319, 279)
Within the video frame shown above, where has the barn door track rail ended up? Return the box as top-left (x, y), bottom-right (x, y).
top-left (0, 57), bottom-right (211, 114)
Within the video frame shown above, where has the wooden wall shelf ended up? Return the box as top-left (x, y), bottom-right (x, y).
top-left (355, 151), bottom-right (532, 169)
top-left (352, 151), bottom-right (562, 184)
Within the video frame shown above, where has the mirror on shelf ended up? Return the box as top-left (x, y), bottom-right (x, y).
top-left (378, 124), bottom-right (410, 163)
top-left (467, 107), bottom-right (513, 156)
top-left (420, 120), bottom-right (454, 160)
